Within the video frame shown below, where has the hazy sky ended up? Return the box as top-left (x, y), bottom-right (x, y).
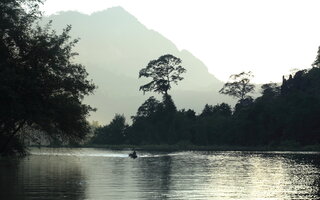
top-left (41, 0), bottom-right (320, 83)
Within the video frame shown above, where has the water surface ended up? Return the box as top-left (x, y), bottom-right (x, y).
top-left (0, 148), bottom-right (319, 200)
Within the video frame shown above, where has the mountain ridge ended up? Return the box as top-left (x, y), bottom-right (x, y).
top-left (42, 7), bottom-right (231, 124)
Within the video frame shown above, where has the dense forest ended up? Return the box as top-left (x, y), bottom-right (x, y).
top-left (1, 1), bottom-right (320, 156)
top-left (91, 51), bottom-right (320, 149)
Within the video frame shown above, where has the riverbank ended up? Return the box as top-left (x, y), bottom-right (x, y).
top-left (81, 144), bottom-right (320, 152)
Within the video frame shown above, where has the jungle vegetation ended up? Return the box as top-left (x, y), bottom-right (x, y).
top-left (2, 1), bottom-right (320, 155)
top-left (0, 0), bottom-right (96, 155)
top-left (91, 52), bottom-right (320, 149)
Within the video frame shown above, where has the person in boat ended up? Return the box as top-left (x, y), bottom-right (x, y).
top-left (129, 150), bottom-right (137, 159)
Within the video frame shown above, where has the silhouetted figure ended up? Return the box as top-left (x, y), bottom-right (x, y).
top-left (129, 150), bottom-right (137, 159)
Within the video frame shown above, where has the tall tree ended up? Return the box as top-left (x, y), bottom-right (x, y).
top-left (219, 71), bottom-right (255, 102)
top-left (139, 54), bottom-right (186, 96)
top-left (0, 0), bottom-right (96, 155)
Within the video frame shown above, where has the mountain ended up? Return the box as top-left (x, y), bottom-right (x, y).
top-left (42, 7), bottom-right (231, 124)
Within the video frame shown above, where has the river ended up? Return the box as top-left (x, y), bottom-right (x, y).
top-left (0, 148), bottom-right (319, 200)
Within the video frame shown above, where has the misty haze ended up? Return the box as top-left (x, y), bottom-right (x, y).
top-left (42, 7), bottom-right (232, 123)
top-left (0, 1), bottom-right (319, 200)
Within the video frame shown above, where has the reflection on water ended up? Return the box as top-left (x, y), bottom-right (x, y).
top-left (0, 148), bottom-right (319, 200)
top-left (0, 151), bottom-right (86, 200)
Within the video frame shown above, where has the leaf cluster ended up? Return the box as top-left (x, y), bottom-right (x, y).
top-left (0, 0), bottom-right (96, 155)
top-left (139, 54), bottom-right (186, 95)
top-left (219, 71), bottom-right (255, 101)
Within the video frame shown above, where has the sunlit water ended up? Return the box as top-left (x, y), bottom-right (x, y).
top-left (0, 148), bottom-right (319, 200)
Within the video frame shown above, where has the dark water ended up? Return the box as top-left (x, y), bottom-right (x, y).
top-left (0, 148), bottom-right (319, 200)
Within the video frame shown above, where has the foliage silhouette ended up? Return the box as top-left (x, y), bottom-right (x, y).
top-left (219, 71), bottom-right (255, 102)
top-left (91, 114), bottom-right (128, 145)
top-left (92, 48), bottom-right (320, 149)
top-left (139, 54), bottom-right (186, 96)
top-left (0, 0), bottom-right (96, 155)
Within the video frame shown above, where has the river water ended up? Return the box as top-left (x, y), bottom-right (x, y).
top-left (0, 148), bottom-right (319, 200)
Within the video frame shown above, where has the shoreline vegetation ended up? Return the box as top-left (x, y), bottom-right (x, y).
top-left (89, 67), bottom-right (320, 152)
top-left (1, 0), bottom-right (320, 156)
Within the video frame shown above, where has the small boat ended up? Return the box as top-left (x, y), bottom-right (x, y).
top-left (129, 151), bottom-right (137, 159)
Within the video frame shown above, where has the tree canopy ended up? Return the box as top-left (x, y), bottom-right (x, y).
top-left (91, 47), bottom-right (320, 149)
top-left (219, 71), bottom-right (255, 102)
top-left (91, 114), bottom-right (128, 145)
top-left (139, 54), bottom-right (186, 95)
top-left (0, 0), bottom-right (96, 155)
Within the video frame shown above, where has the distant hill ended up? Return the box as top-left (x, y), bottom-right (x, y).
top-left (43, 7), bottom-right (232, 124)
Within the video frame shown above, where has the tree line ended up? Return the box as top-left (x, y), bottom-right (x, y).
top-left (91, 52), bottom-right (320, 148)
top-left (2, 0), bottom-right (320, 156)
